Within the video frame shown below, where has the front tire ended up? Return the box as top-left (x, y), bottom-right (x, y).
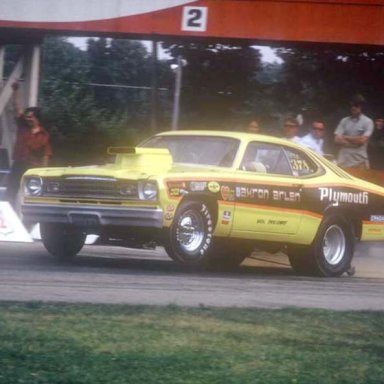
top-left (165, 201), bottom-right (248, 269)
top-left (40, 223), bottom-right (86, 260)
top-left (288, 215), bottom-right (354, 277)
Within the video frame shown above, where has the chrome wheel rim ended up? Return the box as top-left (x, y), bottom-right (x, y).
top-left (323, 225), bottom-right (346, 265)
top-left (177, 209), bottom-right (205, 254)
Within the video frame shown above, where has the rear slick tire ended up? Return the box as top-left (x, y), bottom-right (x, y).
top-left (288, 215), bottom-right (354, 277)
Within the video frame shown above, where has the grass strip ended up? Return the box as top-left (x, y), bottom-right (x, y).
top-left (0, 302), bottom-right (383, 384)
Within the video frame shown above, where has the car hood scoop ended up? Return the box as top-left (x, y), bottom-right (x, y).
top-left (26, 147), bottom-right (173, 179)
top-left (109, 147), bottom-right (173, 173)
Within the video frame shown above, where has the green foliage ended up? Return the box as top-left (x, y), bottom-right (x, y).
top-left (38, 37), bottom-right (159, 164)
top-left (7, 37), bottom-right (383, 163)
top-left (274, 46), bottom-right (384, 124)
top-left (1, 303), bottom-right (383, 384)
top-left (40, 37), bottom-right (104, 163)
top-left (163, 42), bottom-right (263, 129)
top-left (87, 38), bottom-right (150, 112)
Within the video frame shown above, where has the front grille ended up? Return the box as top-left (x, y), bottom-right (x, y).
top-left (43, 176), bottom-right (139, 200)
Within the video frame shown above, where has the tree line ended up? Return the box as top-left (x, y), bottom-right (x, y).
top-left (5, 36), bottom-right (384, 164)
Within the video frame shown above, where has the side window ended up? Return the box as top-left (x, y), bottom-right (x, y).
top-left (240, 142), bottom-right (292, 176)
top-left (284, 148), bottom-right (318, 176)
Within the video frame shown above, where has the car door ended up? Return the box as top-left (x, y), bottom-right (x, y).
top-left (231, 142), bottom-right (318, 238)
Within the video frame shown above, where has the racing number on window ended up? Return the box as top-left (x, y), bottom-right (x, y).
top-left (182, 6), bottom-right (208, 32)
top-left (290, 158), bottom-right (310, 172)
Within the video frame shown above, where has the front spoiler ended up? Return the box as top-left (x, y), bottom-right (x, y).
top-left (22, 203), bottom-right (163, 228)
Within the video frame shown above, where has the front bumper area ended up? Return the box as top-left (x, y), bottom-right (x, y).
top-left (22, 203), bottom-right (163, 228)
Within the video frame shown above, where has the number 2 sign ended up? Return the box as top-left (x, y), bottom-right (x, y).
top-left (181, 6), bottom-right (208, 32)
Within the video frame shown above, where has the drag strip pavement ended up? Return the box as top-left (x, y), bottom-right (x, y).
top-left (0, 242), bottom-right (383, 310)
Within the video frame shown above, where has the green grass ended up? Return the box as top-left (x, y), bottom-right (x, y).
top-left (0, 303), bottom-right (383, 384)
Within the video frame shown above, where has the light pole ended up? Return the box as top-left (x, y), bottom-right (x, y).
top-left (171, 55), bottom-right (184, 130)
top-left (150, 40), bottom-right (158, 134)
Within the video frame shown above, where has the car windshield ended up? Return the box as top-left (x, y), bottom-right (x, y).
top-left (140, 135), bottom-right (240, 167)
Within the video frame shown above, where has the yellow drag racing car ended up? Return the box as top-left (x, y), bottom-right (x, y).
top-left (21, 130), bottom-right (384, 276)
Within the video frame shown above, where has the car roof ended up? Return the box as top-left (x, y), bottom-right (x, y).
top-left (156, 130), bottom-right (291, 146)
top-left (154, 129), bottom-right (342, 172)
top-left (150, 130), bottom-right (361, 180)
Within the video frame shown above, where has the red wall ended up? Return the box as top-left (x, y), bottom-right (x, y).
top-left (1, 0), bottom-right (383, 45)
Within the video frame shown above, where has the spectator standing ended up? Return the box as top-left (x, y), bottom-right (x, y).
top-left (299, 120), bottom-right (326, 155)
top-left (334, 95), bottom-right (374, 169)
top-left (367, 118), bottom-right (384, 170)
top-left (247, 120), bottom-right (260, 134)
top-left (6, 82), bottom-right (52, 209)
top-left (282, 117), bottom-right (301, 143)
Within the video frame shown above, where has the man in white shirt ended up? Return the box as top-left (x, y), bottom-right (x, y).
top-left (299, 120), bottom-right (326, 155)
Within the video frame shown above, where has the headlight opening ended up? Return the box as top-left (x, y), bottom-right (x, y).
top-left (141, 181), bottom-right (158, 200)
top-left (24, 177), bottom-right (43, 196)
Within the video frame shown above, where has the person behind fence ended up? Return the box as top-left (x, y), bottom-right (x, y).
top-left (6, 82), bottom-right (52, 208)
top-left (247, 119), bottom-right (261, 134)
top-left (298, 119), bottom-right (326, 156)
top-left (334, 95), bottom-right (373, 169)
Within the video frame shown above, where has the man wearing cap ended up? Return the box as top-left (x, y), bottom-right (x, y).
top-left (334, 95), bottom-right (374, 169)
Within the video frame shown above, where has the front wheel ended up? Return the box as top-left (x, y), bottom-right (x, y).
top-left (165, 201), bottom-right (251, 269)
top-left (288, 216), bottom-right (354, 277)
top-left (40, 223), bottom-right (86, 260)
top-left (164, 201), bottom-right (214, 267)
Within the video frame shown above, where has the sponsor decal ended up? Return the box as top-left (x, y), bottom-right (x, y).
top-left (236, 187), bottom-right (269, 200)
top-left (221, 186), bottom-right (235, 201)
top-left (267, 219), bottom-right (287, 225)
top-left (170, 188), bottom-right (181, 196)
top-left (319, 187), bottom-right (368, 205)
top-left (168, 181), bottom-right (186, 188)
top-left (221, 186), bottom-right (230, 200)
top-left (370, 215), bottom-right (384, 222)
top-left (272, 190), bottom-right (300, 203)
top-left (165, 212), bottom-right (174, 221)
top-left (235, 187), bottom-right (301, 202)
top-left (166, 204), bottom-right (176, 212)
top-left (221, 210), bottom-right (232, 225)
top-left (256, 219), bottom-right (287, 225)
top-left (368, 228), bottom-right (382, 233)
top-left (168, 181), bottom-right (187, 197)
top-left (207, 181), bottom-right (220, 193)
top-left (190, 181), bottom-right (207, 192)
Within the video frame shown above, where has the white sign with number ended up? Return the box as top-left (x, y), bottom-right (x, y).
top-left (182, 6), bottom-right (208, 32)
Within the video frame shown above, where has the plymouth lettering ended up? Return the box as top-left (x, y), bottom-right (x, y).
top-left (319, 188), bottom-right (368, 205)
